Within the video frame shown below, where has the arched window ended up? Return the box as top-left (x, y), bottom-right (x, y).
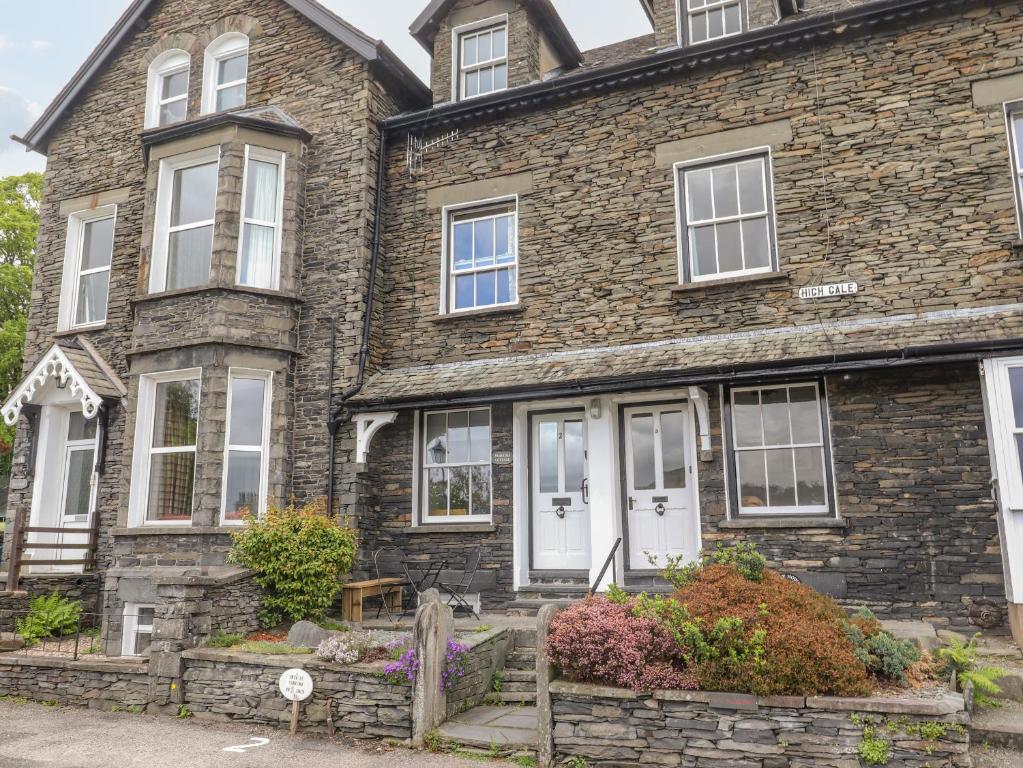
top-left (202, 33), bottom-right (249, 114)
top-left (145, 50), bottom-right (190, 129)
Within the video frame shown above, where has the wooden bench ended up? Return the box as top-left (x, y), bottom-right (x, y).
top-left (341, 578), bottom-right (404, 623)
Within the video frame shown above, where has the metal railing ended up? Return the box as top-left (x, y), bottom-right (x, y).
top-left (590, 537), bottom-right (623, 596)
top-left (4, 514), bottom-right (99, 592)
top-left (0, 610), bottom-right (137, 661)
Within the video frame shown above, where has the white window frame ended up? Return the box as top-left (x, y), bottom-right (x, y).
top-left (451, 15), bottom-right (509, 102)
top-left (236, 146), bottom-right (285, 290)
top-left (128, 368), bottom-right (202, 528)
top-left (121, 604), bottom-right (156, 657)
top-left (150, 147), bottom-right (220, 294)
top-left (984, 356), bottom-right (1023, 509)
top-left (58, 205), bottom-right (116, 331)
top-left (727, 381), bottom-right (832, 517)
top-left (201, 32), bottom-right (249, 114)
top-left (59, 413), bottom-right (99, 524)
top-left (1005, 103), bottom-right (1023, 240)
top-left (678, 0), bottom-right (746, 46)
top-left (145, 49), bottom-right (190, 129)
top-left (674, 147), bottom-right (779, 284)
top-left (420, 406), bottom-right (493, 524)
top-left (440, 196), bottom-right (519, 315)
top-left (221, 368), bottom-right (273, 525)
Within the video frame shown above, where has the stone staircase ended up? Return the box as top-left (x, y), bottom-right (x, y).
top-left (505, 572), bottom-right (589, 615)
top-left (492, 633), bottom-right (537, 705)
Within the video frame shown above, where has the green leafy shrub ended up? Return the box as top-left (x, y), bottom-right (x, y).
top-left (229, 499), bottom-right (358, 627)
top-left (841, 610), bottom-right (920, 684)
top-left (653, 542), bottom-right (766, 589)
top-left (204, 633), bottom-right (243, 648)
top-left (938, 634), bottom-right (1006, 708)
top-left (16, 593), bottom-right (81, 645)
top-left (858, 724), bottom-right (893, 766)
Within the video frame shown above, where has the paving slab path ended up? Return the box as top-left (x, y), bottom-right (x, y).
top-left (0, 699), bottom-right (483, 768)
top-left (438, 704), bottom-right (539, 750)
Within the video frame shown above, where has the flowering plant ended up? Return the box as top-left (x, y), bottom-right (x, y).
top-left (440, 640), bottom-right (469, 692)
top-left (317, 634), bottom-right (363, 665)
top-left (384, 647), bottom-right (419, 684)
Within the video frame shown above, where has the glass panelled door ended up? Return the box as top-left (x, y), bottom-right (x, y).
top-left (624, 404), bottom-right (698, 569)
top-left (531, 412), bottom-right (590, 571)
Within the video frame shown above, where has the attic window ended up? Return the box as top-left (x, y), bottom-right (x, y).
top-left (202, 33), bottom-right (249, 114)
top-left (683, 0), bottom-right (745, 45)
top-left (455, 17), bottom-right (508, 101)
top-left (145, 50), bottom-right (190, 129)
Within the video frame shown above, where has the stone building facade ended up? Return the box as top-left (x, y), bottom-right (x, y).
top-left (3, 0), bottom-right (1023, 650)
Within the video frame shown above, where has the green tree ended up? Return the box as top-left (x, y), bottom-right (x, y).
top-left (0, 172), bottom-right (44, 477)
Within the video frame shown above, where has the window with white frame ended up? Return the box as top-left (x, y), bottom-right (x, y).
top-left (151, 148), bottom-right (219, 293)
top-left (122, 604), bottom-right (155, 657)
top-left (446, 202), bottom-right (517, 313)
top-left (59, 207), bottom-right (115, 330)
top-left (145, 50), bottom-right (190, 129)
top-left (422, 408), bottom-right (492, 521)
top-left (131, 370), bottom-right (201, 525)
top-left (683, 0), bottom-right (744, 45)
top-left (456, 19), bottom-right (508, 100)
top-left (237, 147), bottom-right (284, 289)
top-left (677, 150), bottom-right (776, 283)
top-left (1007, 107), bottom-right (1023, 237)
top-left (202, 33), bottom-right (248, 114)
top-left (222, 370), bottom-right (271, 523)
top-left (727, 382), bottom-right (831, 516)
top-left (61, 412), bottom-right (98, 522)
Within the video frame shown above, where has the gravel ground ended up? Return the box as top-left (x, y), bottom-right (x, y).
top-left (0, 700), bottom-right (489, 768)
top-left (971, 746), bottom-right (1023, 768)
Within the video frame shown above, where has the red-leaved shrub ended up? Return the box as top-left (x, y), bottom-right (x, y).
top-left (545, 597), bottom-right (698, 691)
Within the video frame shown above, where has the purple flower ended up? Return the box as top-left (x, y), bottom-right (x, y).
top-left (440, 640), bottom-right (469, 692)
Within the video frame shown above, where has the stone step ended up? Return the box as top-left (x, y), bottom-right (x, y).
top-left (504, 650), bottom-right (537, 670)
top-left (490, 691), bottom-right (537, 704)
top-left (971, 701), bottom-right (1023, 751)
top-left (438, 705), bottom-right (539, 752)
top-left (505, 598), bottom-right (576, 616)
top-left (502, 670), bottom-right (537, 683)
top-left (501, 681), bottom-right (537, 693)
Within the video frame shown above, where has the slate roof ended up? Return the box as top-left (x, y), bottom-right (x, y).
top-left (580, 34), bottom-right (659, 71)
top-left (351, 304), bottom-right (1023, 407)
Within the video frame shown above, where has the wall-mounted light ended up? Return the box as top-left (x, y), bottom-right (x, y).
top-left (589, 398), bottom-right (602, 420)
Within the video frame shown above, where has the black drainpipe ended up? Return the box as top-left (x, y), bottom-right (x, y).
top-left (325, 127), bottom-right (389, 517)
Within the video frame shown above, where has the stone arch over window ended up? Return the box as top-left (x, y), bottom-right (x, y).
top-left (199, 16), bottom-right (262, 115)
top-left (143, 35), bottom-right (196, 129)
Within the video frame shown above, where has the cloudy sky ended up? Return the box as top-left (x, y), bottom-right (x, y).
top-left (0, 0), bottom-right (651, 177)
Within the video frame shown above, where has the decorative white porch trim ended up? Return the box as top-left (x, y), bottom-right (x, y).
top-left (2, 344), bottom-right (103, 426)
top-left (688, 386), bottom-right (712, 459)
top-left (354, 411), bottom-right (399, 463)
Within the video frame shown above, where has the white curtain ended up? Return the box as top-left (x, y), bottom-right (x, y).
top-left (241, 159), bottom-right (279, 288)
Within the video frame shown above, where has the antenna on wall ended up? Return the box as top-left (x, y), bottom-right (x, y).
top-left (406, 129), bottom-right (459, 177)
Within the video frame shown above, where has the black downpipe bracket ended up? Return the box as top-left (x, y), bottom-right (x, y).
top-left (325, 128), bottom-right (389, 517)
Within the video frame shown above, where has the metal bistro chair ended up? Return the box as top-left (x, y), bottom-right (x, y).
top-left (373, 546), bottom-right (415, 622)
top-left (437, 546), bottom-right (482, 620)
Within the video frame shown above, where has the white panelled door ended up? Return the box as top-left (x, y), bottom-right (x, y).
top-left (531, 412), bottom-right (590, 571)
top-left (624, 404), bottom-right (698, 569)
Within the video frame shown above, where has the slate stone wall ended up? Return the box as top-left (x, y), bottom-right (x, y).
top-left (180, 649), bottom-right (413, 739)
top-left (446, 628), bottom-right (512, 716)
top-left (550, 681), bottom-right (971, 768)
top-left (0, 657), bottom-right (151, 710)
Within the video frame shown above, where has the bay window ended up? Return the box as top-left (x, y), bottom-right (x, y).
top-left (59, 207), bottom-right (115, 330)
top-left (222, 370), bottom-right (271, 523)
top-left (422, 408), bottom-right (492, 522)
top-left (130, 369), bottom-right (201, 525)
top-left (237, 147), bottom-right (284, 289)
top-left (150, 148), bottom-right (219, 293)
top-left (445, 201), bottom-right (518, 313)
top-left (726, 382), bottom-right (833, 516)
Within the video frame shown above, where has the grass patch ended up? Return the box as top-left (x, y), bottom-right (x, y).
top-left (205, 633), bottom-right (244, 648)
top-left (234, 641), bottom-right (311, 655)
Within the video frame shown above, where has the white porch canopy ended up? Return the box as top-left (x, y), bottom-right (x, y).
top-left (2, 339), bottom-right (126, 426)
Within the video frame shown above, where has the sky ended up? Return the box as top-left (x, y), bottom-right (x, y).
top-left (0, 0), bottom-right (652, 177)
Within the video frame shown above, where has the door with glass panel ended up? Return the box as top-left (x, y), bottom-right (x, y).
top-left (531, 412), bottom-right (590, 571)
top-left (623, 404), bottom-right (697, 569)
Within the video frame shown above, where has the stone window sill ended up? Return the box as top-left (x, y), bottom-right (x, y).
top-left (718, 517), bottom-right (847, 530)
top-left (672, 271), bottom-right (788, 294)
top-left (132, 284), bottom-right (302, 306)
top-left (408, 523), bottom-right (498, 534)
top-left (111, 526), bottom-right (239, 536)
top-left (55, 324), bottom-right (107, 338)
top-left (431, 305), bottom-right (525, 324)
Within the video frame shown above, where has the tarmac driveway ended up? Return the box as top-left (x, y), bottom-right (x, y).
top-left (0, 700), bottom-right (483, 768)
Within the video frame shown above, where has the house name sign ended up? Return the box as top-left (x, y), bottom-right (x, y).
top-left (797, 282), bottom-right (859, 300)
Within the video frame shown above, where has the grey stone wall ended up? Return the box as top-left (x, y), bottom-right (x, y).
top-left (550, 681), bottom-right (971, 768)
top-left (446, 628), bottom-right (512, 716)
top-left (0, 656), bottom-right (150, 711)
top-left (180, 649), bottom-right (412, 738)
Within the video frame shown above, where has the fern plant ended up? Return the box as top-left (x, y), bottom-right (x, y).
top-left (15, 593), bottom-right (81, 645)
top-left (938, 634), bottom-right (1006, 708)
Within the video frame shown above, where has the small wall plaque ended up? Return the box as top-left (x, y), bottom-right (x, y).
top-left (797, 282), bottom-right (859, 300)
top-left (492, 450), bottom-right (513, 466)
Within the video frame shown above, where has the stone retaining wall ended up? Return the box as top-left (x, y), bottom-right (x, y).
top-left (446, 628), bottom-right (511, 717)
top-left (549, 681), bottom-right (971, 768)
top-left (0, 656), bottom-right (150, 711)
top-left (180, 649), bottom-right (413, 740)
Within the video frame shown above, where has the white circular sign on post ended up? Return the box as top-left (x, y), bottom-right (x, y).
top-left (279, 668), bottom-right (313, 702)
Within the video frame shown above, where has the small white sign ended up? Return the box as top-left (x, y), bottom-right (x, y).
top-left (279, 668), bottom-right (313, 702)
top-left (798, 282), bottom-right (859, 300)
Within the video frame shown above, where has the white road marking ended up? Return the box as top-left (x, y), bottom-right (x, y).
top-left (223, 737), bottom-right (270, 753)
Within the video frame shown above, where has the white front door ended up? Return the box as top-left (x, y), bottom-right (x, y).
top-left (623, 403), bottom-right (699, 569)
top-left (531, 412), bottom-right (590, 571)
top-left (982, 358), bottom-right (1023, 614)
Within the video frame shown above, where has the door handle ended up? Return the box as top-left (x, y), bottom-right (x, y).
top-left (581, 478), bottom-right (589, 504)
top-left (555, 506), bottom-right (566, 519)
top-left (655, 503), bottom-right (666, 517)
top-left (628, 496), bottom-right (635, 511)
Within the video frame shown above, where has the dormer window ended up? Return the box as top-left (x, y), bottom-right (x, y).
top-left (683, 0), bottom-right (744, 45)
top-left (202, 33), bottom-right (249, 114)
top-left (455, 17), bottom-right (508, 101)
top-left (146, 50), bottom-right (190, 129)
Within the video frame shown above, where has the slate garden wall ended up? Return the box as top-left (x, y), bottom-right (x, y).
top-left (445, 627), bottom-right (512, 717)
top-left (0, 656), bottom-right (150, 711)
